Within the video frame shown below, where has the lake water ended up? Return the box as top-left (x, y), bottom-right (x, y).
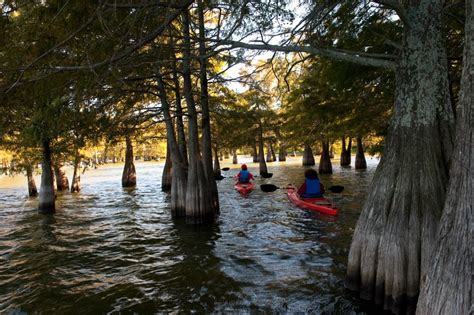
top-left (0, 156), bottom-right (385, 314)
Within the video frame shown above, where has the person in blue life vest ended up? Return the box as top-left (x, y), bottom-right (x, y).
top-left (235, 164), bottom-right (254, 183)
top-left (297, 168), bottom-right (325, 198)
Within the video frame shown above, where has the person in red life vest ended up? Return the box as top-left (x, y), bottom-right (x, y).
top-left (297, 168), bottom-right (325, 198)
top-left (235, 164), bottom-right (254, 183)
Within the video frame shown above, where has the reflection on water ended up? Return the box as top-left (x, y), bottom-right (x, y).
top-left (0, 157), bottom-right (384, 314)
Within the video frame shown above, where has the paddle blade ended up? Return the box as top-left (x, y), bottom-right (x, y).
top-left (221, 167), bottom-right (230, 171)
top-left (260, 184), bottom-right (279, 192)
top-left (214, 174), bottom-right (225, 181)
top-left (260, 172), bottom-right (273, 178)
top-left (328, 185), bottom-right (344, 193)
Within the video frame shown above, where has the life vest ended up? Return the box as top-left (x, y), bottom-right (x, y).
top-left (239, 170), bottom-right (250, 183)
top-left (304, 178), bottom-right (321, 197)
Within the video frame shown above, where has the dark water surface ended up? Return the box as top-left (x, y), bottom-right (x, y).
top-left (0, 157), bottom-right (380, 314)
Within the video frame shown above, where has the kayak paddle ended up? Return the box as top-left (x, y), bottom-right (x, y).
top-left (260, 184), bottom-right (344, 193)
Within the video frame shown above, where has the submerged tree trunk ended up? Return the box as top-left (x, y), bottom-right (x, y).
top-left (416, 3), bottom-right (473, 313)
top-left (252, 143), bottom-right (259, 162)
top-left (302, 143), bottom-right (315, 166)
top-left (183, 9), bottom-right (215, 224)
top-left (71, 150), bottom-right (81, 193)
top-left (318, 140), bottom-right (333, 174)
top-left (346, 2), bottom-right (455, 313)
top-left (355, 136), bottom-right (367, 170)
top-left (54, 162), bottom-right (69, 191)
top-left (162, 141), bottom-right (172, 192)
top-left (39, 139), bottom-right (55, 213)
top-left (198, 0), bottom-right (219, 215)
top-left (232, 150), bottom-right (238, 164)
top-left (122, 137), bottom-right (137, 188)
top-left (329, 143), bottom-right (335, 159)
top-left (258, 122), bottom-right (268, 175)
top-left (157, 72), bottom-right (187, 217)
top-left (340, 136), bottom-right (352, 167)
top-left (26, 164), bottom-right (37, 197)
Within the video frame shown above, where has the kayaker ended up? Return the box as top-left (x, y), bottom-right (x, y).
top-left (235, 164), bottom-right (254, 183)
top-left (297, 168), bottom-right (325, 198)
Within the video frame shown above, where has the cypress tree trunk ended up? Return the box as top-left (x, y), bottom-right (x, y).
top-left (278, 144), bottom-right (286, 161)
top-left (157, 72), bottom-right (187, 217)
top-left (173, 57), bottom-right (188, 168)
top-left (302, 143), bottom-right (315, 166)
top-left (39, 139), bottom-right (55, 213)
top-left (54, 162), bottom-right (69, 191)
top-left (340, 136), bottom-right (352, 167)
top-left (416, 3), bottom-right (473, 313)
top-left (102, 144), bottom-right (108, 164)
top-left (252, 143), bottom-right (259, 162)
top-left (121, 137), bottom-right (136, 188)
top-left (213, 146), bottom-right (221, 176)
top-left (71, 150), bottom-right (81, 193)
top-left (26, 164), bottom-right (38, 197)
top-left (224, 152), bottom-right (230, 159)
top-left (266, 145), bottom-right (273, 162)
top-left (329, 143), bottom-right (334, 159)
top-left (183, 10), bottom-right (214, 224)
top-left (162, 141), bottom-right (172, 192)
top-left (198, 0), bottom-right (219, 214)
top-left (318, 140), bottom-right (333, 174)
top-left (355, 136), bottom-right (367, 170)
top-left (232, 150), bottom-right (238, 164)
top-left (219, 153), bottom-right (223, 161)
top-left (270, 143), bottom-right (276, 162)
top-left (346, 2), bottom-right (455, 313)
top-left (258, 122), bottom-right (268, 175)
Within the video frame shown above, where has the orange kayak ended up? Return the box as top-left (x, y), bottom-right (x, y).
top-left (286, 186), bottom-right (338, 216)
top-left (234, 182), bottom-right (255, 195)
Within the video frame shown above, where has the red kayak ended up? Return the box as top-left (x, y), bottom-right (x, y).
top-left (234, 181), bottom-right (255, 195)
top-left (286, 186), bottom-right (338, 216)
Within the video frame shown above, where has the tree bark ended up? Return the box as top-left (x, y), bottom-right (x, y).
top-left (173, 54), bottom-right (188, 168)
top-left (54, 161), bottom-right (69, 191)
top-left (26, 164), bottom-right (38, 197)
top-left (346, 2), bottom-right (455, 313)
top-left (318, 140), bottom-right (333, 174)
top-left (340, 136), bottom-right (352, 167)
top-left (252, 143), bottom-right (259, 162)
top-left (121, 136), bottom-right (137, 187)
top-left (329, 143), bottom-right (334, 159)
top-left (162, 141), bottom-right (172, 192)
top-left (183, 9), bottom-right (215, 224)
top-left (266, 145), bottom-right (273, 162)
top-left (39, 139), bottom-right (55, 213)
top-left (270, 143), bottom-right (276, 162)
top-left (198, 0), bottom-right (219, 214)
top-left (355, 136), bottom-right (367, 170)
top-left (213, 146), bottom-right (221, 176)
top-left (258, 121), bottom-right (268, 175)
top-left (416, 2), bottom-right (473, 313)
top-left (71, 150), bottom-right (81, 193)
top-left (232, 150), bottom-right (238, 164)
top-left (157, 72), bottom-right (187, 217)
top-left (302, 143), bottom-right (315, 166)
